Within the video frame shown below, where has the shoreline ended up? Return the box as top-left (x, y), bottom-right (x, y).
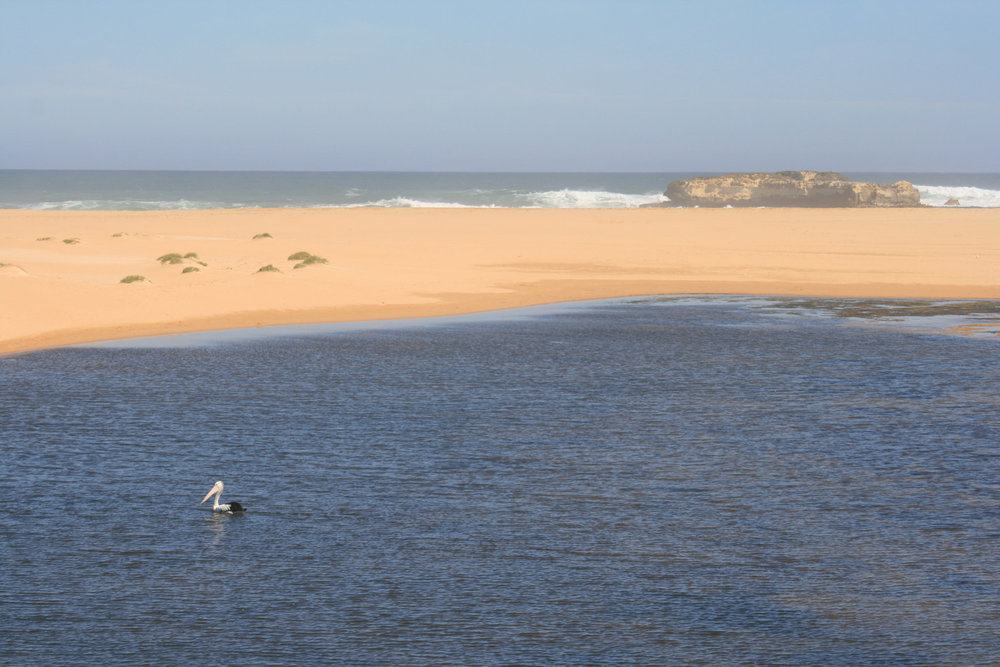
top-left (2, 207), bottom-right (998, 356)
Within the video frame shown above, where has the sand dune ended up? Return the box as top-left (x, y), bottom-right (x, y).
top-left (0, 264), bottom-right (29, 277)
top-left (1, 207), bottom-right (998, 355)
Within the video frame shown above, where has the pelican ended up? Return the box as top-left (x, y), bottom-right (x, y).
top-left (200, 480), bottom-right (246, 514)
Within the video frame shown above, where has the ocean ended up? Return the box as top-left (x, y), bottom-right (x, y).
top-left (2, 297), bottom-right (999, 664)
top-left (2, 170), bottom-right (999, 210)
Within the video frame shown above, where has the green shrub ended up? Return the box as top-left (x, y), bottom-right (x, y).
top-left (62, 238), bottom-right (80, 245)
top-left (294, 255), bottom-right (329, 269)
top-left (158, 252), bottom-right (206, 267)
top-left (181, 266), bottom-right (200, 274)
top-left (257, 264), bottom-right (280, 273)
top-left (287, 251), bottom-right (329, 269)
top-left (120, 275), bottom-right (146, 284)
top-left (253, 232), bottom-right (273, 240)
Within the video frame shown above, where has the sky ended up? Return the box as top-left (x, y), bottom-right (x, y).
top-left (1, 0), bottom-right (998, 172)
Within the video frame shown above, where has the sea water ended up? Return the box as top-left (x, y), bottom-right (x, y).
top-left (2, 297), bottom-right (999, 665)
top-left (2, 170), bottom-right (999, 209)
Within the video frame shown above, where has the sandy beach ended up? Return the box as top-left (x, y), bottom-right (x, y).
top-left (1, 207), bottom-right (998, 355)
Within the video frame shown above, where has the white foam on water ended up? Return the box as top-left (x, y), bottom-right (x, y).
top-left (915, 185), bottom-right (1000, 208)
top-left (344, 190), bottom-right (667, 208)
top-left (343, 197), bottom-right (483, 208)
top-left (519, 189), bottom-right (667, 208)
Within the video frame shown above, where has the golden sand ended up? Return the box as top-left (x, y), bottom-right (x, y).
top-left (1, 207), bottom-right (998, 355)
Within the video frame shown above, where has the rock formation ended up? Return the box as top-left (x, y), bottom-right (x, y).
top-left (659, 171), bottom-right (922, 208)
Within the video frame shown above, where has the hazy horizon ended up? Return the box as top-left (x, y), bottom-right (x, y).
top-left (2, 1), bottom-right (997, 173)
top-left (4, 168), bottom-right (1000, 175)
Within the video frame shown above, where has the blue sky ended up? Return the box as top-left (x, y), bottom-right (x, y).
top-left (1, 0), bottom-right (997, 171)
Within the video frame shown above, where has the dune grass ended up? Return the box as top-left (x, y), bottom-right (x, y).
top-left (294, 256), bottom-right (329, 269)
top-left (288, 251), bottom-right (329, 269)
top-left (181, 266), bottom-right (200, 274)
top-left (158, 251), bottom-right (208, 270)
top-left (62, 238), bottom-right (80, 245)
top-left (120, 275), bottom-right (147, 284)
top-left (257, 264), bottom-right (280, 273)
top-left (157, 253), bottom-right (184, 265)
top-left (36, 236), bottom-right (53, 241)
top-left (253, 232), bottom-right (273, 240)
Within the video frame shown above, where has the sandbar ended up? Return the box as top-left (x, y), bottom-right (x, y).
top-left (2, 207), bottom-right (998, 355)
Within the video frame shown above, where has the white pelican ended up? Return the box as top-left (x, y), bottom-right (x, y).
top-left (200, 480), bottom-right (246, 514)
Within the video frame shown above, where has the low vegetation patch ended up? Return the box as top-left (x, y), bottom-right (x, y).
top-left (253, 232), bottom-right (273, 240)
top-left (181, 266), bottom-right (200, 274)
top-left (36, 236), bottom-right (53, 241)
top-left (157, 252), bottom-right (184, 265)
top-left (120, 275), bottom-right (147, 284)
top-left (288, 251), bottom-right (329, 269)
top-left (294, 255), bottom-right (329, 269)
top-left (257, 264), bottom-right (280, 273)
top-left (62, 238), bottom-right (80, 245)
top-left (158, 251), bottom-right (208, 270)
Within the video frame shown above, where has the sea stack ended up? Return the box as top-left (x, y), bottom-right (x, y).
top-left (661, 171), bottom-right (922, 207)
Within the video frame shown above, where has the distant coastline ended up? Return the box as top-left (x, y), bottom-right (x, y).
top-left (2, 170), bottom-right (999, 209)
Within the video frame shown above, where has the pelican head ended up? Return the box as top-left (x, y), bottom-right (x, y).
top-left (201, 480), bottom-right (224, 505)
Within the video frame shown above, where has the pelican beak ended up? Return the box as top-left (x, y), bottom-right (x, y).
top-left (200, 482), bottom-right (221, 504)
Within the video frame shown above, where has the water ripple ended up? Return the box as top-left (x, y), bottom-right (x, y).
top-left (2, 299), bottom-right (999, 664)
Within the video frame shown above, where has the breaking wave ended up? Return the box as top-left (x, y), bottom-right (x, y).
top-left (915, 185), bottom-right (1000, 208)
top-left (344, 197), bottom-right (482, 208)
top-left (518, 189), bottom-right (667, 208)
top-left (336, 190), bottom-right (666, 208)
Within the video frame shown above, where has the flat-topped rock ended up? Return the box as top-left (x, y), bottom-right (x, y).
top-left (661, 171), bottom-right (922, 207)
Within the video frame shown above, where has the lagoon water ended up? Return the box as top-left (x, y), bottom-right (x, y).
top-left (2, 297), bottom-right (1000, 664)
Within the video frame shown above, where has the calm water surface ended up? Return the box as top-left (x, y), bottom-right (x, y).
top-left (2, 298), bottom-right (999, 665)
